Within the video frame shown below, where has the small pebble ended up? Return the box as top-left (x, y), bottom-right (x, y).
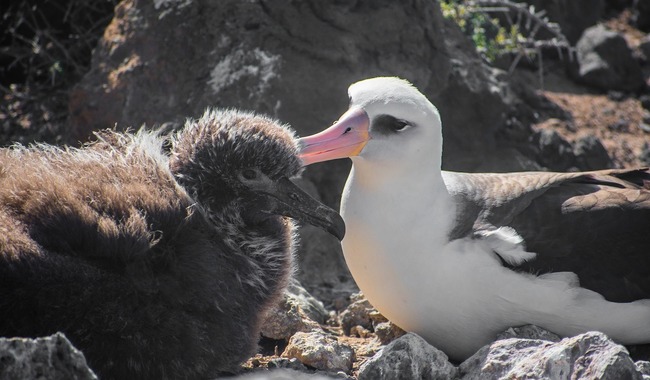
top-left (639, 123), bottom-right (650, 133)
top-left (608, 119), bottom-right (629, 132)
top-left (607, 91), bottom-right (626, 101)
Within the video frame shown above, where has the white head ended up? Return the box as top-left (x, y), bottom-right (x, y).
top-left (299, 77), bottom-right (443, 173)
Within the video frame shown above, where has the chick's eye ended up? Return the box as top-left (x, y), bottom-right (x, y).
top-left (242, 169), bottom-right (258, 180)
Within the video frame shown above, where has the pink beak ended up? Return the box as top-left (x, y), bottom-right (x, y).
top-left (298, 107), bottom-right (370, 166)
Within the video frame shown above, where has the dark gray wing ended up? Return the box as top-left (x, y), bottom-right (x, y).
top-left (443, 168), bottom-right (650, 302)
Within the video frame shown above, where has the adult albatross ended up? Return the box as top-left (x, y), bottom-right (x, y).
top-left (298, 76), bottom-right (650, 361)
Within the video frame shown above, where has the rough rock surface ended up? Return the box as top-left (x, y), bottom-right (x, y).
top-left (281, 331), bottom-right (355, 374)
top-left (338, 293), bottom-right (375, 335)
top-left (260, 296), bottom-right (321, 341)
top-left (574, 134), bottom-right (614, 169)
top-left (531, 128), bottom-right (577, 170)
top-left (358, 333), bottom-right (458, 380)
top-left (373, 322), bottom-right (407, 345)
top-left (460, 331), bottom-right (643, 380)
top-left (637, 361), bottom-right (650, 378)
top-left (260, 280), bottom-right (327, 340)
top-left (229, 368), bottom-right (340, 379)
top-left (513, 0), bottom-right (604, 44)
top-left (575, 25), bottom-right (645, 91)
top-left (496, 325), bottom-right (561, 342)
top-left (0, 333), bottom-right (97, 380)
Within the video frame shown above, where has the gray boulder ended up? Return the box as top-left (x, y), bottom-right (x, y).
top-left (574, 134), bottom-right (613, 170)
top-left (531, 129), bottom-right (577, 171)
top-left (460, 331), bottom-right (643, 380)
top-left (0, 333), bottom-right (97, 380)
top-left (358, 333), bottom-right (458, 380)
top-left (575, 25), bottom-right (645, 92)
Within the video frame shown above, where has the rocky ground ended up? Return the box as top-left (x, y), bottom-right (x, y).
top-left (2, 0), bottom-right (650, 379)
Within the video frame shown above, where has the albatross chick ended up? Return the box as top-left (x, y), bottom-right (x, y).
top-left (0, 108), bottom-right (344, 379)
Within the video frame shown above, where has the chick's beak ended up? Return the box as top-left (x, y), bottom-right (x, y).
top-left (250, 177), bottom-right (345, 240)
top-left (298, 107), bottom-right (370, 166)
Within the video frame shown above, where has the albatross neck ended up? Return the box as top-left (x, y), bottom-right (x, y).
top-left (342, 154), bottom-right (456, 251)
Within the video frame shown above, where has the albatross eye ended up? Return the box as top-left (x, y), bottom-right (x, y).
top-left (392, 120), bottom-right (409, 132)
top-left (372, 114), bottom-right (413, 135)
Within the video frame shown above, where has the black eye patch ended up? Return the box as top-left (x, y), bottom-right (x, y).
top-left (371, 114), bottom-right (411, 136)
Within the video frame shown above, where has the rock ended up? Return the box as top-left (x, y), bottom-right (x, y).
top-left (609, 118), bottom-right (630, 132)
top-left (460, 331), bottom-right (643, 380)
top-left (531, 129), bottom-right (577, 171)
top-left (230, 369), bottom-right (340, 379)
top-left (287, 279), bottom-right (329, 323)
top-left (640, 123), bottom-right (650, 133)
top-left (338, 293), bottom-right (375, 335)
top-left (349, 325), bottom-right (372, 339)
top-left (292, 177), bottom-right (357, 306)
top-left (637, 361), bottom-right (650, 378)
top-left (69, 0), bottom-right (547, 173)
top-left (513, 0), bottom-right (604, 44)
top-left (634, 0), bottom-right (650, 32)
top-left (574, 25), bottom-right (645, 92)
top-left (640, 94), bottom-right (650, 112)
top-left (358, 333), bottom-right (458, 380)
top-left (260, 288), bottom-right (322, 340)
top-left (267, 357), bottom-right (309, 372)
top-left (282, 331), bottom-right (355, 374)
top-left (605, 0), bottom-right (633, 11)
top-left (640, 143), bottom-right (650, 165)
top-left (639, 36), bottom-right (650, 61)
top-left (496, 325), bottom-right (562, 342)
top-left (373, 322), bottom-right (407, 345)
top-left (574, 134), bottom-right (613, 170)
top-left (607, 90), bottom-right (627, 101)
top-left (0, 333), bottom-right (97, 380)
top-left (295, 223), bottom-right (357, 307)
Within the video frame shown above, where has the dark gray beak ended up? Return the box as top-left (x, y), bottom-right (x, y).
top-left (248, 177), bottom-right (345, 240)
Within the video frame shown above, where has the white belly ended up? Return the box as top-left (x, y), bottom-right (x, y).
top-left (340, 174), bottom-right (650, 361)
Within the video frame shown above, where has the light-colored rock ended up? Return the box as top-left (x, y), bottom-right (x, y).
top-left (286, 279), bottom-right (329, 323)
top-left (282, 331), bottom-right (354, 374)
top-left (636, 360), bottom-right (650, 379)
top-left (260, 280), bottom-right (324, 340)
top-left (0, 333), bottom-right (97, 380)
top-left (358, 333), bottom-right (458, 380)
top-left (373, 321), bottom-right (406, 345)
top-left (496, 325), bottom-right (561, 342)
top-left (230, 368), bottom-right (340, 379)
top-left (460, 331), bottom-right (643, 380)
top-left (338, 293), bottom-right (375, 335)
